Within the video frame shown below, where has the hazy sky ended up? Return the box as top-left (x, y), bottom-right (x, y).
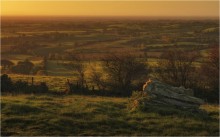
top-left (1, 1), bottom-right (219, 17)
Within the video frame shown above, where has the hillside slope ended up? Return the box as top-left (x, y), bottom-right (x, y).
top-left (1, 94), bottom-right (219, 136)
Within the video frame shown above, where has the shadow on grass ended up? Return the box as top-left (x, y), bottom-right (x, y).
top-left (2, 103), bottom-right (44, 115)
top-left (139, 104), bottom-right (215, 121)
top-left (1, 117), bottom-right (37, 136)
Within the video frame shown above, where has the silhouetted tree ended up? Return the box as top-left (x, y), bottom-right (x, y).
top-left (156, 49), bottom-right (199, 88)
top-left (67, 54), bottom-right (87, 90)
top-left (11, 59), bottom-right (34, 74)
top-left (1, 74), bottom-right (13, 92)
top-left (1, 59), bottom-right (14, 72)
top-left (89, 65), bottom-right (106, 91)
top-left (197, 45), bottom-right (219, 103)
top-left (102, 53), bottom-right (148, 96)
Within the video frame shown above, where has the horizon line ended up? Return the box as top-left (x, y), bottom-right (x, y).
top-left (2, 15), bottom-right (219, 19)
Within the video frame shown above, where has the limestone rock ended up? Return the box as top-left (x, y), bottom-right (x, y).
top-left (143, 79), bottom-right (204, 108)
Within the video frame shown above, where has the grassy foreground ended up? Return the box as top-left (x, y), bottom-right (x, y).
top-left (1, 94), bottom-right (219, 136)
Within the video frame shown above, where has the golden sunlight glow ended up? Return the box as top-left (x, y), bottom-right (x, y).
top-left (1, 1), bottom-right (219, 17)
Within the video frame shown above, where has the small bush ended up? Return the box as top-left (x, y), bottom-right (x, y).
top-left (128, 91), bottom-right (152, 111)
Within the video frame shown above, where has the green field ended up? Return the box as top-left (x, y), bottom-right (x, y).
top-left (1, 94), bottom-right (219, 136)
top-left (8, 74), bottom-right (75, 91)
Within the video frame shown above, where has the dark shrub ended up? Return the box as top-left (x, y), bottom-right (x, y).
top-left (38, 82), bottom-right (49, 93)
top-left (1, 74), bottom-right (14, 92)
top-left (1, 74), bottom-right (49, 94)
top-left (11, 59), bottom-right (34, 75)
top-left (13, 80), bottom-right (29, 93)
top-left (1, 59), bottom-right (14, 72)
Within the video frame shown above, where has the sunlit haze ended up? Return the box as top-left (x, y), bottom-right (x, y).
top-left (1, 1), bottom-right (219, 17)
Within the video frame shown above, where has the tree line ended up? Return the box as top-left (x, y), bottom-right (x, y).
top-left (1, 74), bottom-right (48, 94)
top-left (155, 46), bottom-right (219, 103)
top-left (1, 45), bottom-right (219, 103)
top-left (1, 58), bottom-right (47, 75)
top-left (62, 45), bottom-right (218, 103)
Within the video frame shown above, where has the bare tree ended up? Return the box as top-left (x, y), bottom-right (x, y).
top-left (102, 53), bottom-right (148, 95)
top-left (68, 54), bottom-right (87, 89)
top-left (208, 46), bottom-right (219, 70)
top-left (193, 45), bottom-right (219, 103)
top-left (200, 45), bottom-right (219, 91)
top-left (89, 65), bottom-right (106, 91)
top-left (156, 49), bottom-right (199, 88)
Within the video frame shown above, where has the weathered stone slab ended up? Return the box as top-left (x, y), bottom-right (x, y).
top-left (143, 79), bottom-right (204, 108)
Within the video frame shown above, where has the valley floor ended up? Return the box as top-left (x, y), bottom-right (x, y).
top-left (1, 94), bottom-right (219, 136)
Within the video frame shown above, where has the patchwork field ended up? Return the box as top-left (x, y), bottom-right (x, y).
top-left (2, 18), bottom-right (218, 61)
top-left (1, 17), bottom-right (219, 136)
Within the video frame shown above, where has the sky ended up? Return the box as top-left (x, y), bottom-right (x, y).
top-left (1, 1), bottom-right (219, 17)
